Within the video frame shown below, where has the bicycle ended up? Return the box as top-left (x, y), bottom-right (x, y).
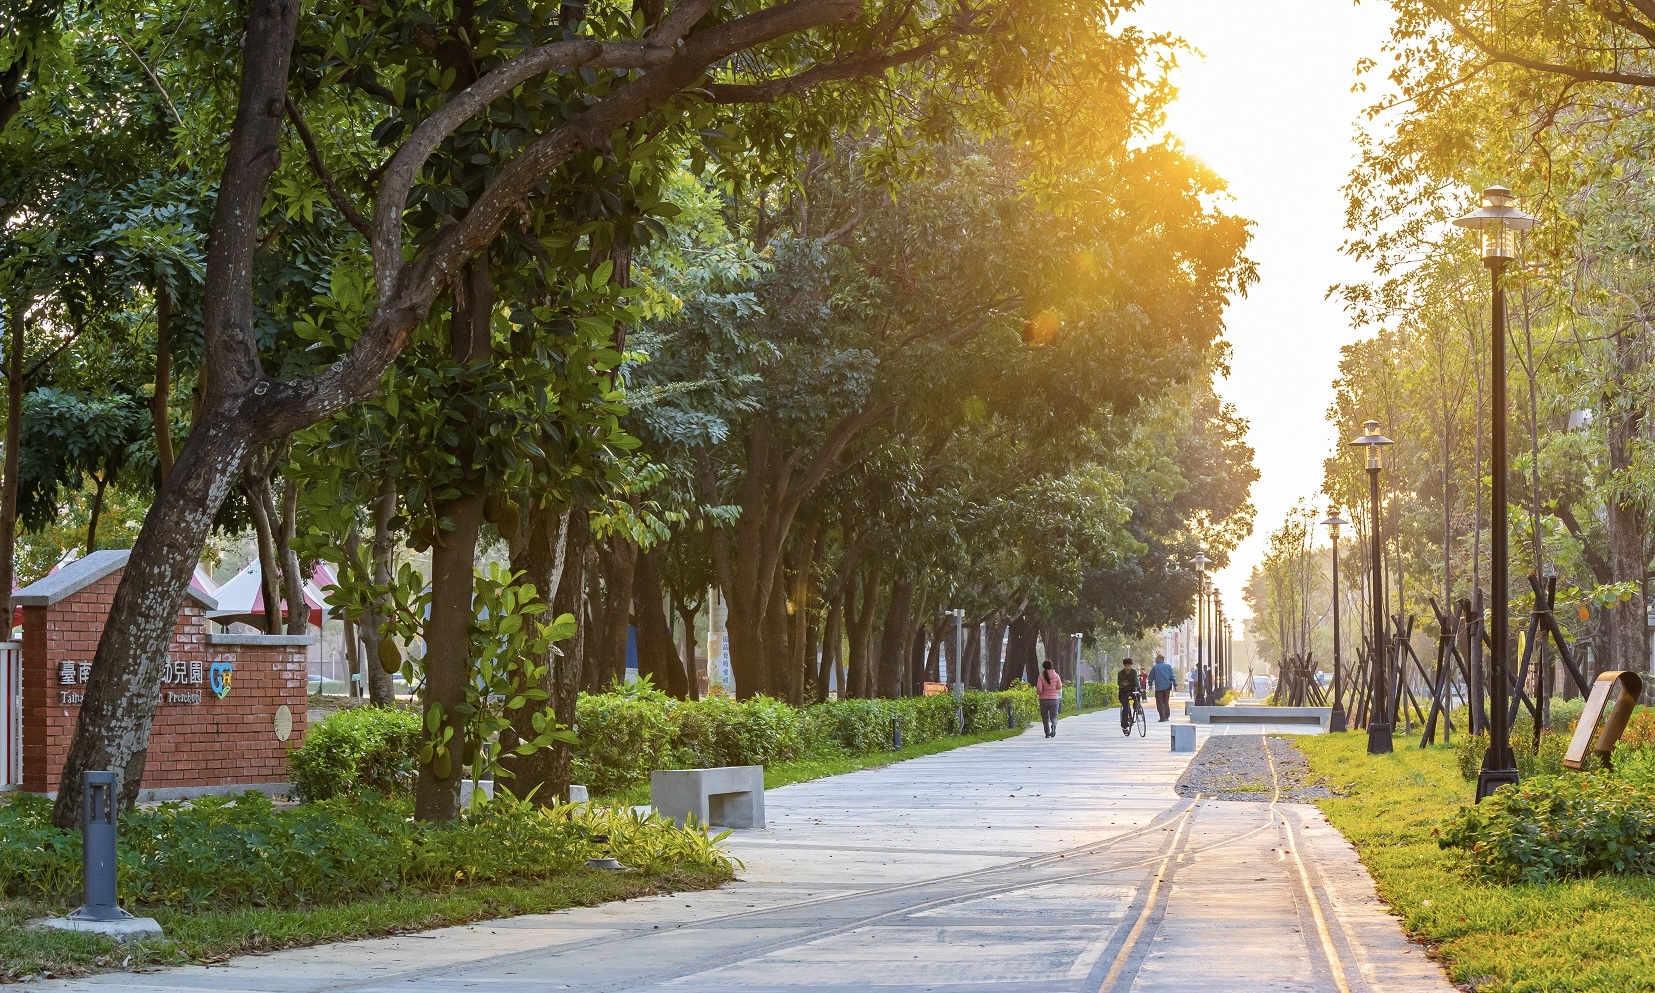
top-left (1133, 696), bottom-right (1147, 737)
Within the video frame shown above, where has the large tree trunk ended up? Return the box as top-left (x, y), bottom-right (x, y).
top-left (501, 502), bottom-right (579, 803)
top-left (1002, 613), bottom-right (1038, 689)
top-left (1606, 327), bottom-right (1647, 679)
top-left (672, 593), bottom-right (701, 700)
top-left (85, 474), bottom-right (109, 554)
top-left (151, 283), bottom-right (176, 481)
top-left (816, 592), bottom-right (841, 701)
top-left (0, 299), bottom-right (20, 630)
top-left (361, 476), bottom-right (398, 705)
top-left (784, 518), bottom-right (818, 705)
top-left (764, 565), bottom-right (791, 698)
top-left (876, 578), bottom-right (914, 698)
top-left (846, 567), bottom-right (881, 698)
top-left (242, 464), bottom-right (285, 635)
top-left (587, 533), bottom-right (637, 690)
top-left (963, 620), bottom-right (981, 689)
top-left (634, 547), bottom-right (689, 697)
top-left (546, 511), bottom-right (589, 801)
top-left (278, 476), bottom-right (307, 636)
top-left (985, 614), bottom-right (1006, 690)
top-left (52, 420), bottom-right (259, 824)
top-left (413, 256), bottom-right (493, 822)
top-left (703, 407), bottom-right (889, 698)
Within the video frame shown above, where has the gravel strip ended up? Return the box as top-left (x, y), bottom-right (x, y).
top-left (1174, 734), bottom-right (1340, 802)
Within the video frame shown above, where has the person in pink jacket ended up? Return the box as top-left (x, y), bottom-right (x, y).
top-left (1037, 661), bottom-right (1063, 738)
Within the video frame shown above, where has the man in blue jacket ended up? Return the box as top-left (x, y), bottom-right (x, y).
top-left (1149, 654), bottom-right (1176, 722)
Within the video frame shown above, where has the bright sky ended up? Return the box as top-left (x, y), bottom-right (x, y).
top-left (1128, 0), bottom-right (1397, 623)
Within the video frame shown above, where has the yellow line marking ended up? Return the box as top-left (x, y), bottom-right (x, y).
top-left (1264, 740), bottom-right (1352, 993)
top-left (1096, 798), bottom-right (1196, 992)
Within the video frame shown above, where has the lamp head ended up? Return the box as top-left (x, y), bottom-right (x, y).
top-left (1452, 186), bottom-right (1535, 262)
top-left (1322, 505), bottom-right (1348, 538)
top-left (1349, 419), bottom-right (1394, 471)
top-left (1190, 552), bottom-right (1212, 574)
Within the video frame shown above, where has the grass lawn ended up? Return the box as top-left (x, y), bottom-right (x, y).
top-left (0, 866), bottom-right (727, 982)
top-left (1294, 732), bottom-right (1655, 992)
top-left (2, 707), bottom-right (1054, 981)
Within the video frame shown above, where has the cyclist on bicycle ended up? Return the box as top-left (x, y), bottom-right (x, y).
top-left (1116, 658), bottom-right (1142, 736)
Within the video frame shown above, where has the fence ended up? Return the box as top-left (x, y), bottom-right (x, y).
top-left (0, 642), bottom-right (19, 789)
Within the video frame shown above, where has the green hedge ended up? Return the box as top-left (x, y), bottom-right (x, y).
top-left (295, 681), bottom-right (1116, 802)
top-left (289, 705), bottom-right (422, 802)
top-left (0, 792), bottom-right (730, 910)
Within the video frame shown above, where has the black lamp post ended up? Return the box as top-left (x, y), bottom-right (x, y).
top-left (1455, 186), bottom-right (1534, 800)
top-left (1323, 508), bottom-right (1349, 732)
top-left (1191, 553), bottom-right (1212, 705)
top-left (1350, 420), bottom-right (1394, 754)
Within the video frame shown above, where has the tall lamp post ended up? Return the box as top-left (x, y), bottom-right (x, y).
top-left (1191, 553), bottom-right (1212, 705)
top-left (1455, 186), bottom-right (1534, 800)
top-left (1350, 420), bottom-right (1394, 754)
top-left (1323, 508), bottom-right (1349, 732)
top-left (1212, 591), bottom-right (1224, 699)
top-left (948, 607), bottom-right (966, 732)
top-left (1071, 632), bottom-right (1084, 712)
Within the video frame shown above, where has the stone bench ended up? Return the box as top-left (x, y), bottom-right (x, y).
top-left (651, 766), bottom-right (765, 828)
top-left (1185, 705), bottom-right (1331, 730)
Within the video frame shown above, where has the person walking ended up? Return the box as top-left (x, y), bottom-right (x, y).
top-left (1116, 658), bottom-right (1140, 735)
top-left (1037, 662), bottom-right (1063, 738)
top-left (1149, 653), bottom-right (1175, 722)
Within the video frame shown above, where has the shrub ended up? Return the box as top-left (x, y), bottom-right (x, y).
top-left (289, 706), bottom-right (422, 802)
top-left (0, 791), bottom-right (732, 910)
top-left (1438, 772), bottom-right (1655, 883)
top-left (1455, 732), bottom-right (1488, 782)
top-left (573, 692), bottom-right (678, 794)
top-left (672, 695), bottom-right (806, 768)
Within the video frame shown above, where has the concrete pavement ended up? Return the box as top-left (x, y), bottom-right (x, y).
top-left (45, 707), bottom-right (1452, 993)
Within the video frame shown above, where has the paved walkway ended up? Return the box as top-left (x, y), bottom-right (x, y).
top-left (51, 707), bottom-right (1452, 993)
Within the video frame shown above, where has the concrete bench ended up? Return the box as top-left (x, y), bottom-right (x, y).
top-left (651, 766), bottom-right (765, 828)
top-left (1186, 705), bottom-right (1331, 730)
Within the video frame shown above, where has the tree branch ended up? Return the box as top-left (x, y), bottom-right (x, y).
top-left (1440, 9), bottom-right (1655, 86)
top-left (704, 32), bottom-right (953, 103)
top-left (249, 0), bottom-right (861, 437)
top-left (112, 28), bottom-right (182, 125)
top-left (368, 37), bottom-right (680, 301)
top-left (286, 96), bottom-right (372, 238)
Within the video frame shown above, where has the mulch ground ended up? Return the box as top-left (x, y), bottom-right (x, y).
top-left (1174, 734), bottom-right (1340, 802)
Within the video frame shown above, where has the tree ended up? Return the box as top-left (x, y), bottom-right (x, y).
top-left (49, 0), bottom-right (1192, 823)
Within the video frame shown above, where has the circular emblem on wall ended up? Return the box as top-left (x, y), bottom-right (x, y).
top-left (209, 660), bottom-right (234, 698)
top-left (274, 705), bottom-right (293, 742)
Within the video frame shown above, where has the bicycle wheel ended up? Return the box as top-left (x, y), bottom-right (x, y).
top-left (1134, 701), bottom-right (1147, 736)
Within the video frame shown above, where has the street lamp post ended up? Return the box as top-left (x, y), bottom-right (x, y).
top-left (1071, 632), bottom-right (1084, 712)
top-left (949, 608), bottom-right (965, 696)
top-left (1351, 420), bottom-right (1395, 755)
top-left (1455, 186), bottom-right (1535, 800)
top-left (1212, 591), bottom-right (1224, 699)
top-left (949, 607), bottom-right (966, 732)
top-left (1191, 553), bottom-right (1212, 706)
top-left (1323, 508), bottom-right (1349, 732)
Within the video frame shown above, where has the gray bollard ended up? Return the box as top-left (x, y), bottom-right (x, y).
top-left (1006, 704), bottom-right (1016, 729)
top-left (81, 771), bottom-right (121, 918)
top-left (892, 716), bottom-right (903, 749)
top-left (44, 770), bottom-right (162, 940)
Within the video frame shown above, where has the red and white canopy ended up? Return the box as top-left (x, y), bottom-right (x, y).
top-left (207, 560), bottom-right (336, 630)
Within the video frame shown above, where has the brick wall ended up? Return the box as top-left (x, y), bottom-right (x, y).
top-left (21, 569), bottom-right (308, 794)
